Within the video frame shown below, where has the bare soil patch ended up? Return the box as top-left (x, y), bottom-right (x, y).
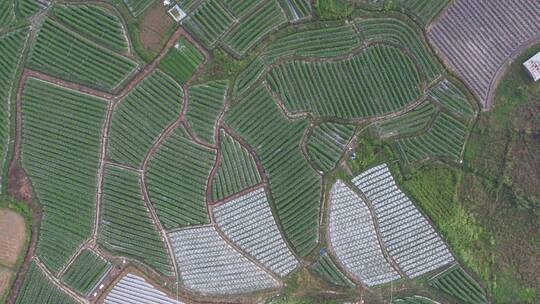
top-left (7, 164), bottom-right (32, 204)
top-left (0, 210), bottom-right (26, 267)
top-left (138, 3), bottom-right (174, 52)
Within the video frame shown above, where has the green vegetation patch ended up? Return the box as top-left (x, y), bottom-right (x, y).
top-left (312, 253), bottom-right (354, 287)
top-left (21, 78), bottom-right (107, 273)
top-left (393, 295), bottom-right (439, 304)
top-left (160, 37), bottom-right (204, 84)
top-left (17, 0), bottom-right (48, 19)
top-left (212, 129), bottom-right (262, 201)
top-left (52, 4), bottom-right (129, 52)
top-left (28, 18), bottom-right (137, 91)
top-left (182, 0), bottom-right (235, 47)
top-left (0, 28), bottom-right (28, 177)
top-left (374, 102), bottom-right (436, 138)
top-left (280, 0), bottom-right (313, 21)
top-left (226, 85), bottom-right (320, 256)
top-left (223, 0), bottom-right (261, 17)
top-left (395, 112), bottom-right (466, 165)
top-left (99, 165), bottom-right (172, 275)
top-left (306, 122), bottom-right (356, 172)
top-left (16, 261), bottom-right (77, 304)
top-left (429, 79), bottom-right (475, 121)
top-left (123, 0), bottom-right (154, 17)
top-left (108, 70), bottom-right (183, 167)
top-left (61, 249), bottom-right (110, 296)
top-left (146, 125), bottom-right (216, 228)
top-left (0, 1), bottom-right (15, 27)
top-left (186, 80), bottom-right (228, 143)
top-left (385, 0), bottom-right (449, 24)
top-left (267, 44), bottom-right (422, 119)
top-left (429, 265), bottom-right (487, 304)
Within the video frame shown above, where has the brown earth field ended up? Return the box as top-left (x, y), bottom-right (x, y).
top-left (0, 209), bottom-right (26, 267)
top-left (138, 2), bottom-right (175, 52)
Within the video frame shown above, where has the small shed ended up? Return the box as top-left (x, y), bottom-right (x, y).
top-left (167, 4), bottom-right (186, 22)
top-left (523, 52), bottom-right (540, 81)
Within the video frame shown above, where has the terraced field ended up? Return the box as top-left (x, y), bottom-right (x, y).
top-left (312, 253), bottom-right (354, 287)
top-left (52, 4), bottom-right (129, 52)
top-left (306, 122), bottom-right (356, 172)
top-left (159, 37), bottom-right (204, 84)
top-left (104, 273), bottom-right (182, 304)
top-left (429, 265), bottom-right (487, 304)
top-left (61, 249), bottom-right (110, 296)
top-left (182, 0), bottom-right (234, 47)
top-left (99, 165), bottom-right (172, 276)
top-left (146, 125), bottom-right (216, 228)
top-left (21, 78), bottom-right (107, 273)
top-left (28, 18), bottom-right (137, 91)
top-left (15, 261), bottom-right (76, 304)
top-left (428, 0), bottom-right (540, 108)
top-left (374, 102), bottom-right (437, 138)
top-left (226, 85), bottom-right (320, 256)
top-left (267, 44), bottom-right (422, 119)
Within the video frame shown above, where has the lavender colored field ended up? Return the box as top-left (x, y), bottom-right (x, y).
top-left (428, 0), bottom-right (540, 109)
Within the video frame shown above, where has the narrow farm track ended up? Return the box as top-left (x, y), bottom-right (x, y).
top-left (7, 27), bottom-right (210, 302)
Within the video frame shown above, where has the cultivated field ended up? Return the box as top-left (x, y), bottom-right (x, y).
top-left (428, 0), bottom-right (540, 109)
top-left (0, 210), bottom-right (26, 266)
top-left (104, 273), bottom-right (182, 304)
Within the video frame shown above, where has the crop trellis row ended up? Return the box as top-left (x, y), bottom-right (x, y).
top-left (21, 78), bottom-right (107, 273)
top-left (52, 4), bottom-right (129, 52)
top-left (104, 273), bottom-right (183, 304)
top-left (146, 125), bottom-right (216, 229)
top-left (159, 37), bottom-right (205, 84)
top-left (374, 101), bottom-right (437, 138)
top-left (0, 0), bottom-right (15, 27)
top-left (108, 70), bottom-right (183, 167)
top-left (226, 85), bottom-right (320, 256)
top-left (311, 253), bottom-right (354, 287)
top-left (18, 0), bottom-right (51, 19)
top-left (122, 0), bottom-right (153, 17)
top-left (429, 264), bottom-right (487, 304)
top-left (0, 28), bottom-right (28, 182)
top-left (306, 122), bottom-right (356, 172)
top-left (169, 226), bottom-right (279, 295)
top-left (279, 0), bottom-right (312, 21)
top-left (212, 129), bottom-right (261, 201)
top-left (28, 18), bottom-right (137, 91)
top-left (213, 187), bottom-right (299, 277)
top-left (353, 164), bottom-right (455, 278)
top-left (61, 249), bottom-right (111, 296)
top-left (99, 165), bottom-right (173, 276)
top-left (185, 80), bottom-right (229, 144)
top-left (267, 44), bottom-right (422, 119)
top-left (428, 79), bottom-right (475, 121)
top-left (395, 112), bottom-right (467, 164)
top-left (15, 261), bottom-right (77, 304)
top-left (328, 181), bottom-right (401, 286)
top-left (356, 17), bottom-right (441, 81)
top-left (182, 0), bottom-right (234, 47)
top-left (223, 0), bottom-right (261, 17)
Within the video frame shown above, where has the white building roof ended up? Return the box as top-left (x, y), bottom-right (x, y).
top-left (167, 5), bottom-right (186, 22)
top-left (523, 52), bottom-right (540, 81)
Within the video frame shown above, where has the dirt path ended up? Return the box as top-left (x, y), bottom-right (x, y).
top-left (34, 257), bottom-right (88, 304)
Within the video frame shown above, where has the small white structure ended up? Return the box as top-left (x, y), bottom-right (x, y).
top-left (524, 52), bottom-right (540, 81)
top-left (167, 4), bottom-right (186, 22)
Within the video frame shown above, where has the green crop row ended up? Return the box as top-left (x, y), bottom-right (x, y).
top-left (61, 249), bottom-right (110, 295)
top-left (233, 57), bottom-right (267, 98)
top-left (21, 78), bottom-right (107, 273)
top-left (28, 18), bottom-right (137, 91)
top-left (160, 37), bottom-right (205, 84)
top-left (393, 0), bottom-right (448, 24)
top-left (306, 122), bottom-right (355, 172)
top-left (123, 0), bottom-right (153, 17)
top-left (223, 0), bottom-right (287, 56)
top-left (146, 125), bottom-right (215, 228)
top-left (99, 165), bottom-right (172, 275)
top-left (223, 0), bottom-right (261, 17)
top-left (396, 112), bottom-right (467, 164)
top-left (186, 80), bottom-right (228, 143)
top-left (267, 44), bottom-right (422, 119)
top-left (212, 129), bottom-right (261, 201)
top-left (182, 0), bottom-right (234, 47)
top-left (226, 85), bottom-right (320, 256)
top-left (393, 295), bottom-right (439, 304)
top-left (312, 253), bottom-right (354, 287)
top-left (52, 4), bottom-right (128, 52)
top-left (0, 28), bottom-right (28, 181)
top-left (16, 261), bottom-right (76, 304)
top-left (357, 17), bottom-right (441, 81)
top-left (280, 0), bottom-right (312, 21)
top-left (18, 0), bottom-right (47, 19)
top-left (429, 265), bottom-right (487, 304)
top-left (374, 101), bottom-right (437, 137)
top-left (429, 79), bottom-right (475, 121)
top-left (0, 1), bottom-right (15, 27)
top-left (108, 70), bottom-right (183, 167)
top-left (262, 24), bottom-right (361, 63)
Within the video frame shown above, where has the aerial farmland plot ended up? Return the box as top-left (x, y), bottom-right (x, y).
top-left (0, 0), bottom-right (538, 303)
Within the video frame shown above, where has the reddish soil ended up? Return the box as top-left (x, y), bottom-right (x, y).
top-left (138, 3), bottom-right (175, 52)
top-left (6, 165), bottom-right (32, 204)
top-left (0, 210), bottom-right (26, 267)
